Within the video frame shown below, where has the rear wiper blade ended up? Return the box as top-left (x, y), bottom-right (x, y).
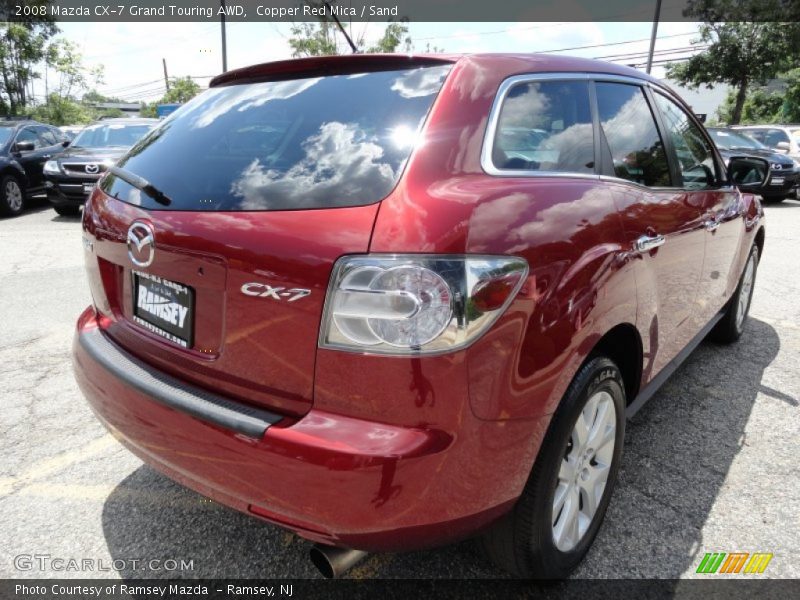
top-left (108, 165), bottom-right (171, 206)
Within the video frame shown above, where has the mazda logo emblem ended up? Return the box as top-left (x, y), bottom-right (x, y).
top-left (127, 222), bottom-right (155, 268)
top-left (85, 164), bottom-right (99, 174)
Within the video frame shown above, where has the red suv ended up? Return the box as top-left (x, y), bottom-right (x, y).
top-left (73, 54), bottom-right (767, 578)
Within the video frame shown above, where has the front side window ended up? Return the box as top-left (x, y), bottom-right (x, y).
top-left (35, 126), bottom-right (57, 146)
top-left (15, 127), bottom-right (41, 150)
top-left (595, 82), bottom-right (671, 187)
top-left (101, 65), bottom-right (451, 211)
top-left (490, 80), bottom-right (594, 174)
top-left (653, 93), bottom-right (717, 189)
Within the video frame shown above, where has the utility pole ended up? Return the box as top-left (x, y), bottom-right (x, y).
top-left (220, 0), bottom-right (228, 73)
top-left (646, 0), bottom-right (662, 74)
top-left (162, 58), bottom-right (170, 92)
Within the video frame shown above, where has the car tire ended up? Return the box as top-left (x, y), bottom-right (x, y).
top-left (0, 175), bottom-right (25, 217)
top-left (480, 357), bottom-right (625, 578)
top-left (709, 244), bottom-right (759, 344)
top-left (761, 195), bottom-right (787, 203)
top-left (54, 205), bottom-right (81, 217)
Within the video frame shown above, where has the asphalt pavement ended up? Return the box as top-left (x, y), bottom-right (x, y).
top-left (1, 197), bottom-right (798, 579)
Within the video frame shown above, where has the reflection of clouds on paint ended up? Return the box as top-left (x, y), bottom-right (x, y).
top-left (230, 122), bottom-right (396, 209)
top-left (180, 78), bottom-right (322, 129)
top-left (506, 186), bottom-right (610, 253)
top-left (391, 65), bottom-right (450, 98)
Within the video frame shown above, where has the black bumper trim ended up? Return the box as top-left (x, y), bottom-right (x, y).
top-left (79, 328), bottom-right (283, 438)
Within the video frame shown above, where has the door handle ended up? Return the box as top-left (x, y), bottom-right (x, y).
top-left (704, 218), bottom-right (720, 233)
top-left (41, 154), bottom-right (51, 159)
top-left (634, 234), bottom-right (665, 253)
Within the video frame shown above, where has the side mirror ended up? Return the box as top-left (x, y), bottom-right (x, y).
top-left (12, 140), bottom-right (35, 153)
top-left (61, 140), bottom-right (70, 147)
top-left (728, 156), bottom-right (769, 192)
top-left (776, 141), bottom-right (790, 153)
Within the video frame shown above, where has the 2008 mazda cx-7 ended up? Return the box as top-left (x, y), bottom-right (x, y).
top-left (73, 54), bottom-right (767, 578)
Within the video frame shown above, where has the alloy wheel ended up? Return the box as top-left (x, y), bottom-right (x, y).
top-left (552, 390), bottom-right (617, 552)
top-left (735, 252), bottom-right (756, 330)
top-left (5, 180), bottom-right (23, 212)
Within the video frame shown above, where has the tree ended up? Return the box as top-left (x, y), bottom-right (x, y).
top-left (715, 87), bottom-right (782, 124)
top-left (139, 76), bottom-right (202, 117)
top-left (288, 6), bottom-right (412, 57)
top-left (667, 1), bottom-right (800, 124)
top-left (31, 94), bottom-right (92, 125)
top-left (714, 67), bottom-right (800, 124)
top-left (161, 76), bottom-right (201, 104)
top-left (44, 39), bottom-right (104, 100)
top-left (0, 18), bottom-right (59, 113)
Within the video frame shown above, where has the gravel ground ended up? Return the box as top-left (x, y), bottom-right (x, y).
top-left (0, 197), bottom-right (798, 580)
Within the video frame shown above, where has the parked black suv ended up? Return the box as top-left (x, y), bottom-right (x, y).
top-left (707, 127), bottom-right (799, 202)
top-left (0, 118), bottom-right (70, 216)
top-left (43, 118), bottom-right (157, 216)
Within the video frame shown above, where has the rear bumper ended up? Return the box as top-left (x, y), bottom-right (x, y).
top-left (73, 307), bottom-right (541, 551)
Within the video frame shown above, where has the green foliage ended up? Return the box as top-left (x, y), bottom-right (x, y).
top-left (0, 15), bottom-right (59, 113)
top-left (289, 21), bottom-right (340, 57)
top-left (139, 102), bottom-right (158, 118)
top-left (715, 68), bottom-right (800, 124)
top-left (138, 76), bottom-right (202, 118)
top-left (289, 17), bottom-right (411, 57)
top-left (365, 21), bottom-right (412, 54)
top-left (30, 93), bottom-right (92, 125)
top-left (667, 0), bottom-right (800, 124)
top-left (162, 76), bottom-right (201, 104)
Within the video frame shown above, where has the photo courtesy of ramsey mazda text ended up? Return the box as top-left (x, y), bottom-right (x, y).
top-left (72, 53), bottom-right (768, 578)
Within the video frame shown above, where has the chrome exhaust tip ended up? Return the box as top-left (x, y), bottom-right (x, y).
top-left (309, 544), bottom-right (368, 579)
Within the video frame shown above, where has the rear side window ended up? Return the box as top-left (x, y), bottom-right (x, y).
top-left (596, 82), bottom-right (671, 187)
top-left (101, 65), bottom-right (451, 211)
top-left (490, 80), bottom-right (594, 173)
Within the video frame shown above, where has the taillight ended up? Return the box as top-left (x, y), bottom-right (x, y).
top-left (319, 255), bottom-right (528, 355)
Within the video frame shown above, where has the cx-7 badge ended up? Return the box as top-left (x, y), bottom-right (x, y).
top-left (241, 283), bottom-right (311, 302)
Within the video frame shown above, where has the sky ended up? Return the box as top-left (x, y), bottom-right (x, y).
top-left (45, 20), bottom-right (705, 104)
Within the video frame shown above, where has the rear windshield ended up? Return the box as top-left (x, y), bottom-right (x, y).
top-left (101, 65), bottom-right (451, 211)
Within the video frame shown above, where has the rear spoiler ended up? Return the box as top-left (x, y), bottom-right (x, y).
top-left (210, 54), bottom-right (458, 87)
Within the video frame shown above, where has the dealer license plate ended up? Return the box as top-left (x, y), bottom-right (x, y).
top-left (132, 270), bottom-right (194, 348)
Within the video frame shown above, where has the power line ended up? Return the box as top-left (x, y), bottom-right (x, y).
top-left (532, 32), bottom-right (697, 56)
top-left (595, 45), bottom-right (708, 61)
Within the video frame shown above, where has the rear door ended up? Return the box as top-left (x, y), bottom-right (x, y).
top-left (594, 80), bottom-right (706, 378)
top-left (650, 91), bottom-right (743, 325)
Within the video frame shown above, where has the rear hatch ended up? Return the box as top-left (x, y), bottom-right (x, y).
top-left (83, 58), bottom-right (452, 417)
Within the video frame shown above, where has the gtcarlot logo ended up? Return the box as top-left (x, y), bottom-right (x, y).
top-left (13, 554), bottom-right (194, 572)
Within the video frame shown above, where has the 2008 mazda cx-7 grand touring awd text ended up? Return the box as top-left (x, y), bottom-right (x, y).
top-left (73, 54), bottom-right (767, 578)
